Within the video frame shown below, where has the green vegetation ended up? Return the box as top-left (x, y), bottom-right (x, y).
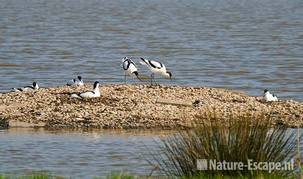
top-left (149, 110), bottom-right (301, 178)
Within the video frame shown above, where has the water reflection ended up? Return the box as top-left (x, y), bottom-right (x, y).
top-left (0, 128), bottom-right (175, 178)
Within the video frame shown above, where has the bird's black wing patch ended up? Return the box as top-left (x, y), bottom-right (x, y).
top-left (140, 58), bottom-right (149, 66)
top-left (149, 60), bottom-right (162, 69)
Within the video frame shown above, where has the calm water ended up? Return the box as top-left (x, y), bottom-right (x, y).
top-left (0, 0), bottom-right (302, 176)
top-left (0, 0), bottom-right (302, 100)
top-left (0, 128), bottom-right (301, 177)
top-left (0, 128), bottom-right (170, 178)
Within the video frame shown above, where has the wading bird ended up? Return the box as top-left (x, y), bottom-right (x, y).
top-left (122, 57), bottom-right (140, 83)
top-left (140, 57), bottom-right (172, 85)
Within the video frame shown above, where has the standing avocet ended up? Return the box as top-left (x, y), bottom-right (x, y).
top-left (122, 57), bottom-right (140, 83)
top-left (140, 57), bottom-right (172, 85)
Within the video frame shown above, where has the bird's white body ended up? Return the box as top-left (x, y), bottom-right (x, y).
top-left (76, 80), bottom-right (84, 86)
top-left (67, 76), bottom-right (84, 86)
top-left (140, 58), bottom-right (170, 78)
top-left (264, 91), bottom-right (278, 102)
top-left (122, 57), bottom-right (138, 76)
top-left (71, 82), bottom-right (100, 99)
top-left (67, 79), bottom-right (77, 86)
top-left (12, 82), bottom-right (39, 92)
top-left (122, 57), bottom-right (140, 83)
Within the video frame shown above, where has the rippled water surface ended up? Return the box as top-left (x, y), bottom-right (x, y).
top-left (0, 128), bottom-right (171, 178)
top-left (0, 0), bottom-right (302, 100)
top-left (1, 1), bottom-right (302, 177)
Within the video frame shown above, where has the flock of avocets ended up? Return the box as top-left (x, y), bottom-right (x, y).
top-left (7, 57), bottom-right (278, 102)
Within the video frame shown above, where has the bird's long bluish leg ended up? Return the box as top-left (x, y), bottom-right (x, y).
top-left (150, 73), bottom-right (154, 86)
top-left (153, 74), bottom-right (157, 85)
top-left (124, 74), bottom-right (126, 84)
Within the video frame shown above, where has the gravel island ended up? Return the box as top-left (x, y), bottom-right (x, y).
top-left (0, 84), bottom-right (302, 129)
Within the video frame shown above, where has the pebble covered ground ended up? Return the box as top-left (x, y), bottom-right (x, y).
top-left (0, 84), bottom-right (302, 129)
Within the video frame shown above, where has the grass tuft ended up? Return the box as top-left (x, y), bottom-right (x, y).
top-left (149, 109), bottom-right (301, 178)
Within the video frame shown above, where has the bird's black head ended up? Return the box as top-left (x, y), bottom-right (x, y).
top-left (133, 71), bottom-right (139, 76)
top-left (93, 81), bottom-right (100, 89)
top-left (77, 76), bottom-right (82, 81)
top-left (167, 71), bottom-right (172, 79)
top-left (33, 82), bottom-right (37, 86)
top-left (264, 89), bottom-right (269, 93)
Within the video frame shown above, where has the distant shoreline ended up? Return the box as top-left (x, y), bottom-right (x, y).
top-left (1, 84), bottom-right (302, 129)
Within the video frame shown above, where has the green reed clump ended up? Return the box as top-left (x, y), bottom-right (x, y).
top-left (149, 110), bottom-right (301, 178)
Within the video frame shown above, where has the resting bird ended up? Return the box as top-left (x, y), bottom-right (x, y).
top-left (122, 57), bottom-right (140, 83)
top-left (140, 57), bottom-right (172, 85)
top-left (71, 81), bottom-right (100, 99)
top-left (67, 76), bottom-right (84, 86)
top-left (11, 82), bottom-right (39, 92)
top-left (263, 89), bottom-right (278, 102)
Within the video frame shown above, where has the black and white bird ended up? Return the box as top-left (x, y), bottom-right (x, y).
top-left (122, 57), bottom-right (140, 83)
top-left (263, 89), bottom-right (278, 102)
top-left (67, 76), bottom-right (84, 86)
top-left (140, 57), bottom-right (172, 85)
top-left (71, 81), bottom-right (100, 99)
top-left (11, 82), bottom-right (39, 92)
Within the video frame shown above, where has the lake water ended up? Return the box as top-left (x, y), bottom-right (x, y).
top-left (0, 128), bottom-right (301, 178)
top-left (0, 128), bottom-right (170, 178)
top-left (0, 0), bottom-right (302, 100)
top-left (0, 0), bottom-right (302, 177)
